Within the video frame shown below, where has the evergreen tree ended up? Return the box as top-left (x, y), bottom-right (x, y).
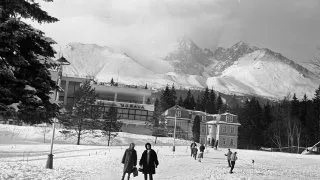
top-left (183, 89), bottom-right (192, 109)
top-left (216, 94), bottom-right (223, 113)
top-left (261, 102), bottom-right (273, 147)
top-left (299, 94), bottom-right (308, 126)
top-left (195, 95), bottom-right (202, 111)
top-left (153, 98), bottom-right (161, 127)
top-left (291, 93), bottom-right (299, 118)
top-left (262, 102), bottom-right (272, 129)
top-left (169, 84), bottom-right (177, 107)
top-left (189, 95), bottom-right (196, 110)
top-left (201, 87), bottom-right (210, 112)
top-left (103, 104), bottom-right (122, 146)
top-left (192, 115), bottom-right (201, 142)
top-left (59, 81), bottom-right (98, 145)
top-left (207, 89), bottom-right (216, 114)
top-left (178, 96), bottom-right (184, 106)
top-left (110, 78), bottom-right (115, 86)
top-left (160, 85), bottom-right (171, 112)
top-left (238, 98), bottom-right (263, 149)
top-left (152, 98), bottom-right (167, 142)
top-left (312, 85), bottom-right (320, 140)
top-left (0, 0), bottom-right (60, 124)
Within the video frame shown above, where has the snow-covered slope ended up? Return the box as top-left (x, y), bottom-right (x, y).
top-left (59, 41), bottom-right (320, 99)
top-left (60, 42), bottom-right (207, 89)
top-left (207, 49), bottom-right (319, 99)
top-left (61, 43), bottom-right (155, 78)
top-left (2, 124), bottom-right (320, 180)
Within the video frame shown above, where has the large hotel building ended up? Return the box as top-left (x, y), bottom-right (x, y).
top-left (48, 63), bottom-right (155, 134)
top-left (59, 75), bottom-right (154, 122)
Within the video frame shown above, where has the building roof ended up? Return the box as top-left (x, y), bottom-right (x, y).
top-left (166, 105), bottom-right (187, 111)
top-left (220, 112), bottom-right (237, 116)
top-left (56, 56), bottom-right (71, 65)
top-left (206, 120), bottom-right (241, 126)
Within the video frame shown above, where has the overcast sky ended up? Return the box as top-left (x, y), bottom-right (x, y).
top-left (33, 0), bottom-right (320, 63)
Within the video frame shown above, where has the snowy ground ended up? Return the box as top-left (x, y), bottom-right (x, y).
top-left (1, 124), bottom-right (320, 180)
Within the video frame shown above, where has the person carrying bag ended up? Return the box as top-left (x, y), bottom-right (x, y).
top-left (121, 143), bottom-right (137, 180)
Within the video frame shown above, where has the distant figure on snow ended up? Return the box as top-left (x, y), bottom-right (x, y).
top-left (139, 143), bottom-right (159, 180)
top-left (198, 144), bottom-right (205, 162)
top-left (230, 152), bottom-right (238, 173)
top-left (192, 146), bottom-right (198, 160)
top-left (190, 141), bottom-right (197, 157)
top-left (225, 149), bottom-right (232, 167)
top-left (211, 139), bottom-right (215, 148)
top-left (121, 143), bottom-right (137, 180)
top-left (214, 140), bottom-right (219, 150)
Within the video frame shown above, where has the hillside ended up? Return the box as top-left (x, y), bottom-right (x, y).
top-left (58, 40), bottom-right (320, 100)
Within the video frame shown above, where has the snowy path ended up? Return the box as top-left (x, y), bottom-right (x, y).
top-left (1, 144), bottom-right (320, 180)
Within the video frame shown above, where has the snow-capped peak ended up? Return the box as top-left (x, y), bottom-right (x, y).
top-left (60, 40), bottom-right (320, 100)
top-left (176, 36), bottom-right (200, 51)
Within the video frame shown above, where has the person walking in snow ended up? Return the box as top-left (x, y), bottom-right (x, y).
top-left (230, 152), bottom-right (238, 173)
top-left (198, 144), bottom-right (205, 162)
top-left (225, 149), bottom-right (232, 167)
top-left (121, 143), bottom-right (137, 180)
top-left (190, 141), bottom-right (197, 157)
top-left (192, 146), bottom-right (198, 160)
top-left (214, 140), bottom-right (219, 150)
top-left (139, 143), bottom-right (159, 180)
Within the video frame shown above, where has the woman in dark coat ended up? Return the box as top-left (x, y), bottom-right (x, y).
top-left (121, 143), bottom-right (137, 180)
top-left (139, 143), bottom-right (159, 180)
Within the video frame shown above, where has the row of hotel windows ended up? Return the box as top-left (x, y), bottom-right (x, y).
top-left (175, 111), bottom-right (235, 123)
top-left (226, 116), bottom-right (234, 123)
top-left (117, 108), bottom-right (153, 121)
top-left (167, 121), bottom-right (236, 134)
top-left (222, 138), bottom-right (235, 146)
top-left (87, 105), bottom-right (154, 121)
top-left (221, 125), bottom-right (236, 134)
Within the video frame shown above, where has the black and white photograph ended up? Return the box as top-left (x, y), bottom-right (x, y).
top-left (1, 0), bottom-right (320, 179)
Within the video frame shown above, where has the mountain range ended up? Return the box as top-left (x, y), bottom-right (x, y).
top-left (60, 37), bottom-right (320, 100)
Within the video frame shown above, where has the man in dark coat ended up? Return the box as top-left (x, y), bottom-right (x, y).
top-left (121, 143), bottom-right (137, 180)
top-left (139, 143), bottom-right (159, 180)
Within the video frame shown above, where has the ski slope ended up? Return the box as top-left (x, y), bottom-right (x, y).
top-left (1, 124), bottom-right (320, 180)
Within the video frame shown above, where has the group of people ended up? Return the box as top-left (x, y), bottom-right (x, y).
top-left (121, 142), bottom-right (238, 180)
top-left (190, 142), bottom-right (238, 173)
top-left (121, 143), bottom-right (159, 180)
top-left (190, 142), bottom-right (205, 162)
top-left (224, 148), bottom-right (238, 173)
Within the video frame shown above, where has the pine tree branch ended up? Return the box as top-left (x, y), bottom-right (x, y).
top-left (1, 0), bottom-right (58, 23)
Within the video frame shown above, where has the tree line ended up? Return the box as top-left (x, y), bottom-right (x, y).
top-left (234, 86), bottom-right (320, 152)
top-left (157, 84), bottom-right (225, 114)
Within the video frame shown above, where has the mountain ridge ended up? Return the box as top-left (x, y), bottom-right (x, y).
top-left (58, 39), bottom-right (320, 99)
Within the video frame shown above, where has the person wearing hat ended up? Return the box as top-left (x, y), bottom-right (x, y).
top-left (139, 143), bottom-right (159, 180)
top-left (121, 143), bottom-right (137, 180)
top-left (230, 152), bottom-right (238, 173)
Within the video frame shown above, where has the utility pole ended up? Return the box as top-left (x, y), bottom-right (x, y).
top-left (46, 56), bottom-right (70, 169)
top-left (173, 105), bottom-right (178, 152)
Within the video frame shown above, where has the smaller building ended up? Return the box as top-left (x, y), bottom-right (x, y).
top-left (206, 113), bottom-right (241, 149)
top-left (163, 106), bottom-right (241, 148)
